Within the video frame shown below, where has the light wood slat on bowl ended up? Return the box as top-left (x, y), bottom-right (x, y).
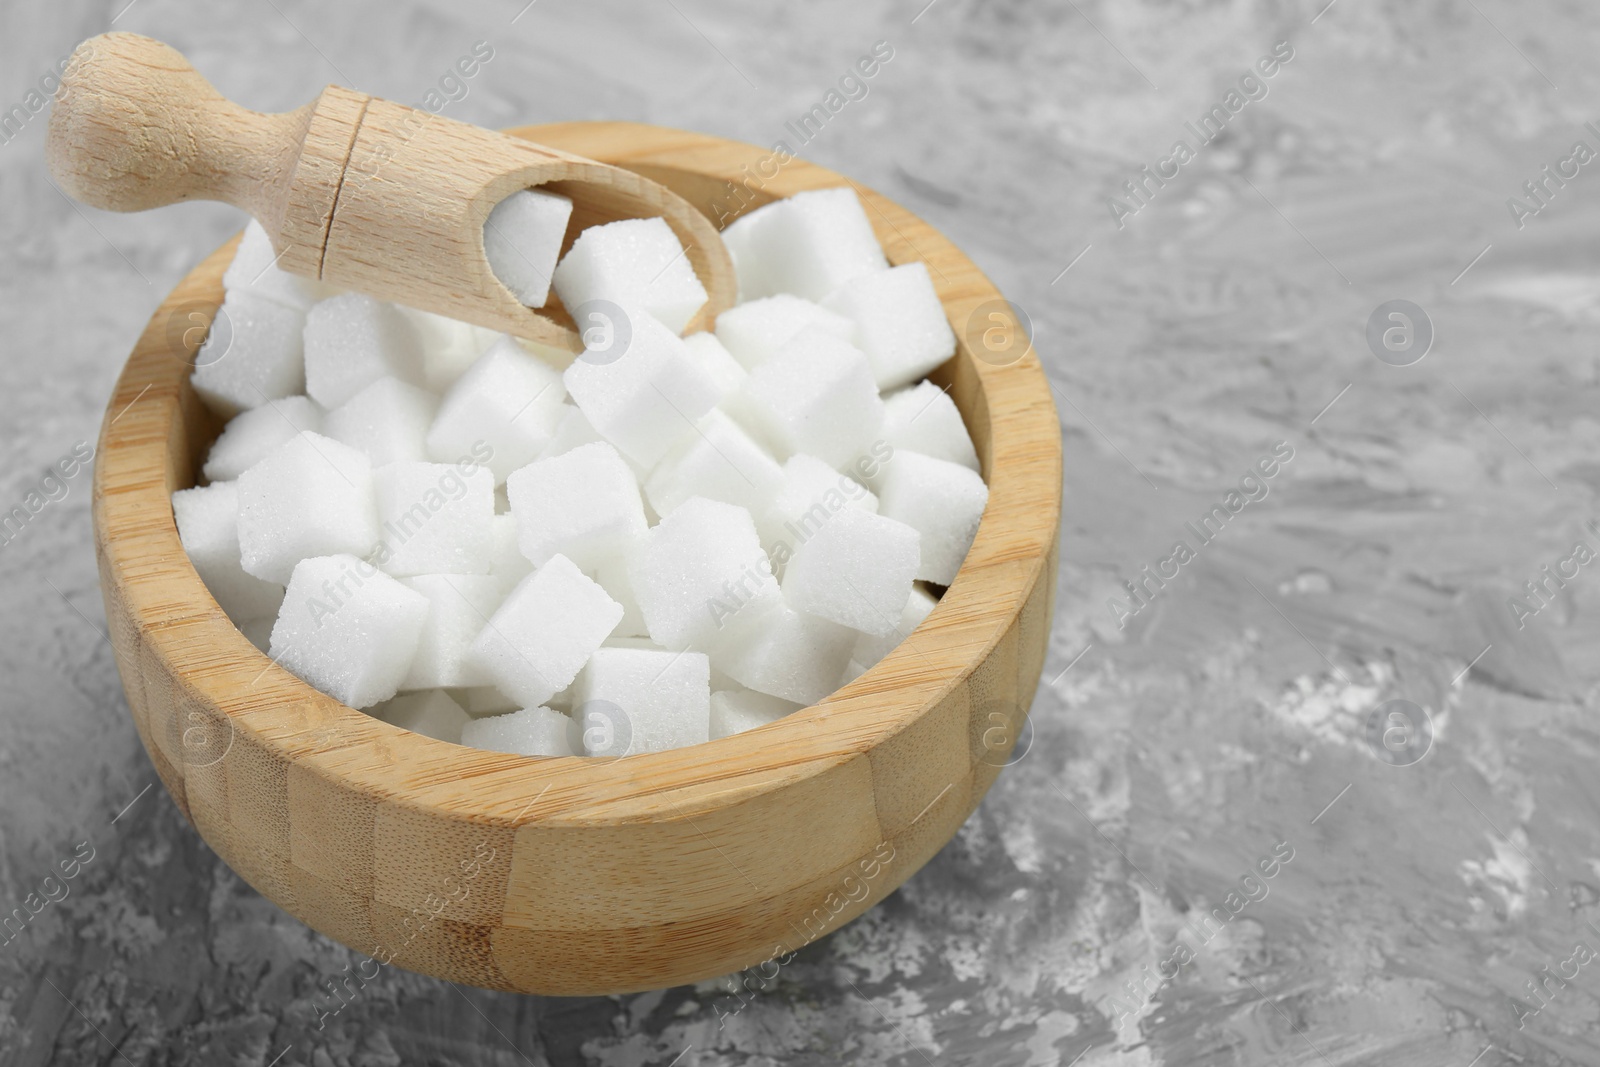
top-left (93, 122), bottom-right (1062, 995)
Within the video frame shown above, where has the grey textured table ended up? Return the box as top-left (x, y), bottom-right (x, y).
top-left (3, 1), bottom-right (1597, 1064)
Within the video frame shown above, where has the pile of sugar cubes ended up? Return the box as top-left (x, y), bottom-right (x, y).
top-left (172, 185), bottom-right (987, 757)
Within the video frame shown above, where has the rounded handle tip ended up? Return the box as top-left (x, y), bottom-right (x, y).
top-left (46, 32), bottom-right (301, 217)
top-left (47, 34), bottom-right (213, 211)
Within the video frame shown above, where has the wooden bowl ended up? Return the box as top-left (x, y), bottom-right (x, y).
top-left (93, 122), bottom-right (1062, 995)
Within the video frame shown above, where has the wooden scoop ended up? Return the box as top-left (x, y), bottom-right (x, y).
top-left (45, 32), bottom-right (735, 352)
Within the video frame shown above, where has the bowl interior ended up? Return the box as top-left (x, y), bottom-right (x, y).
top-left (98, 122), bottom-right (1060, 830)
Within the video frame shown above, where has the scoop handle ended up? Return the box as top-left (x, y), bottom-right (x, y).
top-left (46, 32), bottom-right (310, 224)
top-left (44, 32), bottom-right (737, 350)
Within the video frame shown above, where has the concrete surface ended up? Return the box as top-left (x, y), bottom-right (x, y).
top-left (3, 0), bottom-right (1599, 1064)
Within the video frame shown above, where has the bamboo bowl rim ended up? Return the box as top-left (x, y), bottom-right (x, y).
top-left (93, 121), bottom-right (1062, 833)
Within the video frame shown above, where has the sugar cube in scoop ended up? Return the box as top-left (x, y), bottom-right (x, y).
top-left (483, 188), bottom-right (573, 307)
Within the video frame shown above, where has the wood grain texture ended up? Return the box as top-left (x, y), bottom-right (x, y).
top-left (45, 33), bottom-right (735, 351)
top-left (91, 121), bottom-right (1062, 995)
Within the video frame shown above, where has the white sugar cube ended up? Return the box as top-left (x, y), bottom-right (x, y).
top-left (591, 553), bottom-right (649, 638)
top-left (628, 497), bottom-right (778, 652)
top-left (714, 294), bottom-right (855, 369)
top-left (737, 327), bottom-right (884, 468)
top-left (466, 554), bottom-right (622, 708)
top-left (563, 311), bottom-right (719, 468)
top-left (371, 460), bottom-right (495, 577)
top-left (877, 451), bottom-right (988, 585)
top-left (190, 290), bottom-right (307, 415)
top-left (823, 263), bottom-right (956, 390)
top-left (461, 706), bottom-right (576, 756)
top-left (399, 574), bottom-right (504, 690)
top-left (427, 336), bottom-right (567, 482)
top-left (644, 409), bottom-right (784, 518)
top-left (303, 294), bottom-right (426, 409)
top-left (323, 377), bottom-right (439, 467)
top-left (506, 442), bottom-right (646, 570)
top-left (782, 508), bottom-right (920, 635)
top-left (376, 689), bottom-right (471, 743)
top-left (202, 396), bottom-right (324, 482)
top-left (747, 188), bottom-right (888, 301)
top-left (483, 188), bottom-right (573, 307)
top-left (486, 513), bottom-right (533, 589)
top-left (236, 432), bottom-right (379, 583)
top-left (171, 480), bottom-right (284, 619)
top-left (269, 554), bottom-right (429, 708)
top-left (552, 217), bottom-right (708, 334)
top-left (719, 206), bottom-right (777, 301)
top-left (223, 219), bottom-right (327, 310)
top-left (876, 380), bottom-right (979, 478)
top-left (572, 646), bottom-right (711, 754)
top-left (717, 601), bottom-right (856, 705)
top-left (398, 306), bottom-right (504, 393)
top-left (853, 584), bottom-right (937, 670)
top-left (710, 689), bottom-right (801, 739)
top-left (680, 331), bottom-right (747, 401)
top-left (762, 453), bottom-right (879, 563)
